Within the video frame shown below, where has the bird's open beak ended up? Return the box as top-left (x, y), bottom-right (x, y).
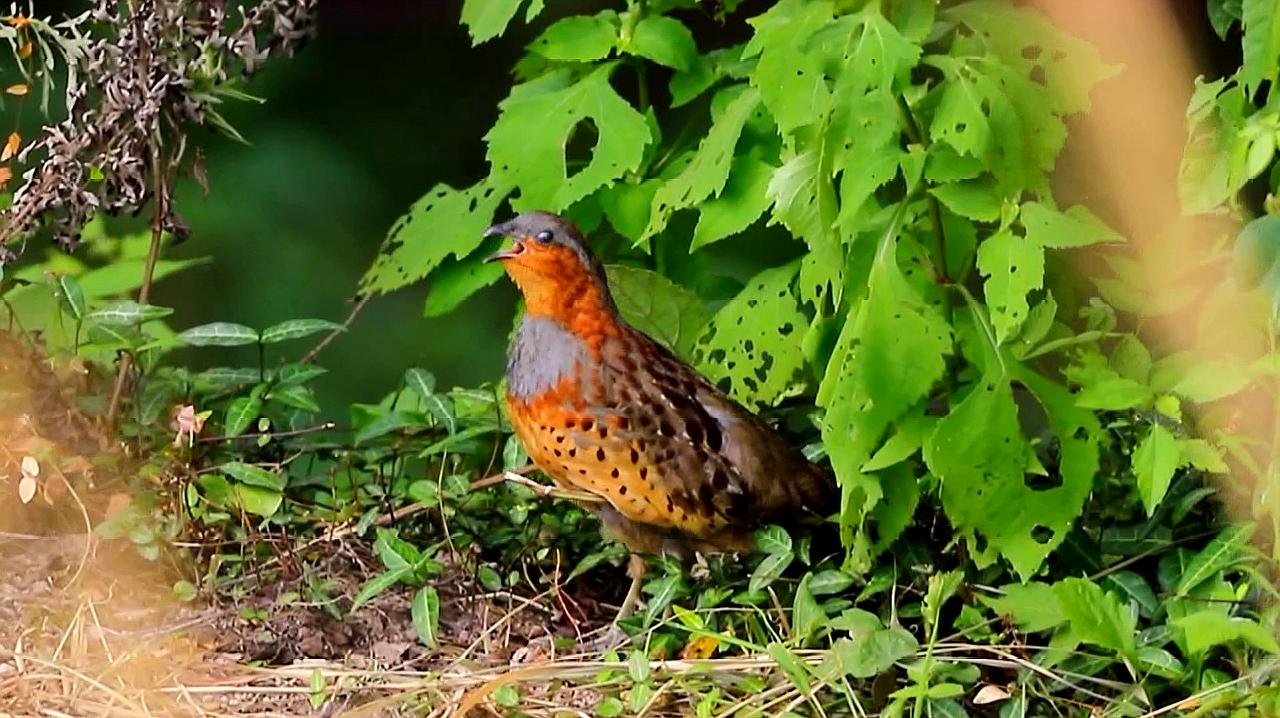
top-left (483, 221), bottom-right (524, 263)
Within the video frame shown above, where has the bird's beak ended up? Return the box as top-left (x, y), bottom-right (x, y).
top-left (483, 221), bottom-right (524, 263)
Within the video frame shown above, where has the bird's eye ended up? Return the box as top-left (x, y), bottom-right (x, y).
top-left (535, 230), bottom-right (554, 243)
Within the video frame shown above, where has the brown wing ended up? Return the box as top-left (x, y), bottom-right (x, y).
top-left (581, 328), bottom-right (834, 538)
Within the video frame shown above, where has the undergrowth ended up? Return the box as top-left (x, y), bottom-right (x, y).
top-left (2, 1), bottom-right (1280, 717)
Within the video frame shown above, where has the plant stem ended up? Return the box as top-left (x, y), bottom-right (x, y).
top-left (105, 140), bottom-right (168, 434)
top-left (897, 94), bottom-right (951, 284)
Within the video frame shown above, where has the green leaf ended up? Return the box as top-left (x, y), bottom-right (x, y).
top-left (791, 576), bottom-right (826, 641)
top-left (981, 582), bottom-right (1065, 632)
top-left (1074, 377), bottom-right (1153, 411)
top-left (1054, 577), bottom-right (1138, 659)
top-left (626, 15), bottom-right (697, 71)
top-left (977, 229), bottom-right (1044, 344)
top-left (644, 86), bottom-right (760, 241)
top-left (87, 300), bottom-right (174, 326)
top-left (923, 570), bottom-right (964, 635)
top-left (351, 567), bottom-right (411, 611)
top-left (927, 368), bottom-right (1099, 580)
top-left (1208, 0), bottom-right (1243, 38)
top-left (196, 367), bottom-right (260, 390)
top-left (1180, 439), bottom-right (1229, 473)
top-left (1241, 0), bottom-right (1280, 96)
top-left (808, 569), bottom-right (855, 596)
top-left (596, 696), bottom-right (625, 717)
top-left (1103, 570), bottom-right (1160, 618)
top-left (487, 66), bottom-right (651, 211)
top-left (269, 385), bottom-right (320, 413)
top-left (768, 148), bottom-right (837, 247)
top-left (862, 415), bottom-right (933, 472)
top-left (692, 154), bottom-right (775, 250)
top-left (696, 262), bottom-right (808, 409)
top-left (225, 393), bottom-right (264, 437)
top-left (828, 628), bottom-right (919, 678)
top-left (275, 363), bottom-right (328, 386)
top-left (411, 586), bottom-right (441, 648)
top-left (374, 528), bottom-right (421, 570)
top-left (745, 0), bottom-right (834, 134)
top-left (179, 322), bottom-right (259, 347)
top-left (601, 180), bottom-right (659, 241)
top-left (423, 254), bottom-right (506, 317)
top-left (260, 319), bottom-right (342, 344)
top-left (1174, 610), bottom-right (1280, 656)
top-left (354, 411), bottom-right (426, 445)
top-left (361, 177), bottom-right (511, 295)
top-left (1175, 523), bottom-right (1254, 598)
top-left (56, 275), bottom-right (86, 320)
top-left (529, 12), bottom-right (618, 62)
top-left (404, 368), bottom-right (436, 401)
top-left (461, 0), bottom-right (530, 44)
top-left (1134, 423), bottom-right (1180, 515)
top-left (931, 181), bottom-right (1001, 222)
top-left (755, 524), bottom-right (793, 555)
top-left (220, 461), bottom-right (285, 491)
top-left (748, 552), bottom-right (792, 593)
top-left (605, 265), bottom-right (709, 358)
top-left (1169, 360), bottom-right (1249, 403)
top-left (233, 484), bottom-right (282, 518)
top-left (1020, 202), bottom-right (1124, 248)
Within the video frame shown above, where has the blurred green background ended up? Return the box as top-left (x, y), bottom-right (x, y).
top-left (157, 1), bottom-right (524, 411)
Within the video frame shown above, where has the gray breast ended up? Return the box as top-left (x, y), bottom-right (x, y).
top-left (507, 316), bottom-right (592, 401)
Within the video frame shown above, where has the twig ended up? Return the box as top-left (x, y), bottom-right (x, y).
top-left (300, 293), bottom-right (370, 364)
top-left (197, 421), bottom-right (337, 444)
top-left (502, 471), bottom-right (607, 504)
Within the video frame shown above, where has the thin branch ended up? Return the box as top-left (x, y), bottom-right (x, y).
top-left (300, 293), bottom-right (370, 364)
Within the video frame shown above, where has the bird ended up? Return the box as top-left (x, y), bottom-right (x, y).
top-left (484, 210), bottom-right (835, 644)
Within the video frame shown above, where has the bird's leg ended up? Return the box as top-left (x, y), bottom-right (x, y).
top-left (582, 554), bottom-right (647, 653)
top-left (616, 553), bottom-right (647, 622)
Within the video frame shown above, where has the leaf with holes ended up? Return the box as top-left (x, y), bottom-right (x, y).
top-left (926, 366), bottom-right (1098, 580)
top-left (744, 0), bottom-right (834, 134)
top-left (606, 265), bottom-right (710, 359)
top-left (643, 86), bottom-right (760, 241)
top-left (977, 229), bottom-right (1044, 344)
top-left (361, 177), bottom-right (511, 295)
top-left (487, 65), bottom-right (651, 211)
top-left (695, 262), bottom-right (807, 409)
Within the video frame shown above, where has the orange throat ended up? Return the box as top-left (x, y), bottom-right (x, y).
top-left (507, 263), bottom-right (621, 353)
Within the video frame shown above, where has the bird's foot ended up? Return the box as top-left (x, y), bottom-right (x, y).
top-left (578, 624), bottom-right (632, 654)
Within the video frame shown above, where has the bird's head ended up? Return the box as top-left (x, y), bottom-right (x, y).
top-left (485, 211), bottom-right (615, 320)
